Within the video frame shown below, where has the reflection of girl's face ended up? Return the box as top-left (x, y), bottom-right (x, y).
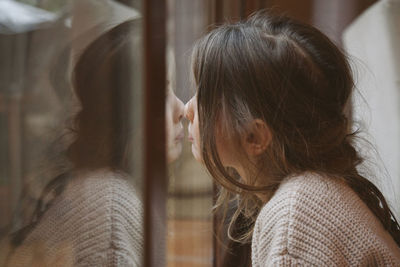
top-left (166, 83), bottom-right (185, 163)
top-left (185, 95), bottom-right (201, 162)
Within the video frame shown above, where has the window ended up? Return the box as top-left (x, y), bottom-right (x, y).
top-left (0, 1), bottom-right (381, 266)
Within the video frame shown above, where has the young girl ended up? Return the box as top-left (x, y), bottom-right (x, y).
top-left (6, 20), bottom-right (184, 266)
top-left (185, 12), bottom-right (400, 266)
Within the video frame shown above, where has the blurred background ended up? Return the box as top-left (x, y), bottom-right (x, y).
top-left (0, 0), bottom-right (399, 266)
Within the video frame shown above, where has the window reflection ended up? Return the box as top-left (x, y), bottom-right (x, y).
top-left (1, 1), bottom-right (144, 266)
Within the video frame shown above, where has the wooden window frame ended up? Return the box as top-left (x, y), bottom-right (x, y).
top-left (143, 0), bottom-right (167, 266)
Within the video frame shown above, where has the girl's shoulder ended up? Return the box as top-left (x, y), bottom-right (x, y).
top-left (257, 172), bottom-right (361, 220)
top-left (252, 172), bottom-right (400, 266)
top-left (66, 168), bottom-right (141, 203)
top-left (69, 168), bottom-right (139, 191)
top-left (63, 168), bottom-right (143, 220)
top-left (10, 169), bottom-right (144, 266)
top-left (29, 168), bottom-right (143, 237)
top-left (255, 172), bottom-right (383, 235)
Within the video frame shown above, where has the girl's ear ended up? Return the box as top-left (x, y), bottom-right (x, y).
top-left (242, 119), bottom-right (272, 156)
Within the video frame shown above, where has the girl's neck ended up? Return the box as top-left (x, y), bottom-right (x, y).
top-left (234, 165), bottom-right (271, 203)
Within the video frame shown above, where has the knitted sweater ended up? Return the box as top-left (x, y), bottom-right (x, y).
top-left (252, 173), bottom-right (400, 266)
top-left (8, 169), bottom-right (143, 266)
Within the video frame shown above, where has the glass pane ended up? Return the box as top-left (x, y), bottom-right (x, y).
top-left (0, 0), bottom-right (144, 265)
top-left (166, 1), bottom-right (214, 266)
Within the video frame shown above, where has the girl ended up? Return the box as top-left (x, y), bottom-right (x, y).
top-left (6, 20), bottom-right (184, 266)
top-left (185, 12), bottom-right (400, 266)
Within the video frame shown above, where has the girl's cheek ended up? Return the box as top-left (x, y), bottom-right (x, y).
top-left (192, 118), bottom-right (203, 162)
top-left (214, 127), bottom-right (236, 167)
top-left (193, 116), bottom-right (200, 146)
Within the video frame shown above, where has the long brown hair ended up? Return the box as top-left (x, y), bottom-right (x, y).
top-left (191, 11), bottom-right (400, 245)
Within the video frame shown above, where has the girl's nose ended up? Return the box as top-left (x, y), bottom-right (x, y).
top-left (184, 98), bottom-right (194, 122)
top-left (175, 97), bottom-right (184, 123)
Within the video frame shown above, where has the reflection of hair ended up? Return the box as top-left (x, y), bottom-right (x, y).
top-left (68, 19), bottom-right (140, 170)
top-left (192, 11), bottom-right (400, 244)
top-left (10, 19), bottom-right (141, 247)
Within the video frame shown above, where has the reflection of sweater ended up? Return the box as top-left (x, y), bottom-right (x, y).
top-left (252, 173), bottom-right (400, 266)
top-left (9, 169), bottom-right (143, 266)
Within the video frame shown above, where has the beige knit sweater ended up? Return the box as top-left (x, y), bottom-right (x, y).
top-left (252, 173), bottom-right (400, 266)
top-left (7, 169), bottom-right (143, 267)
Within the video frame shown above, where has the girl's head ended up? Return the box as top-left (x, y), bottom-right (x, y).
top-left (186, 11), bottom-right (400, 246)
top-left (69, 20), bottom-right (184, 170)
top-left (186, 11), bottom-right (355, 193)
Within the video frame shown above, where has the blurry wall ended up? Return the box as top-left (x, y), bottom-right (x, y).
top-left (343, 0), bottom-right (400, 218)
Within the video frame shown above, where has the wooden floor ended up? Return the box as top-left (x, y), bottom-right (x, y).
top-left (167, 219), bottom-right (213, 267)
